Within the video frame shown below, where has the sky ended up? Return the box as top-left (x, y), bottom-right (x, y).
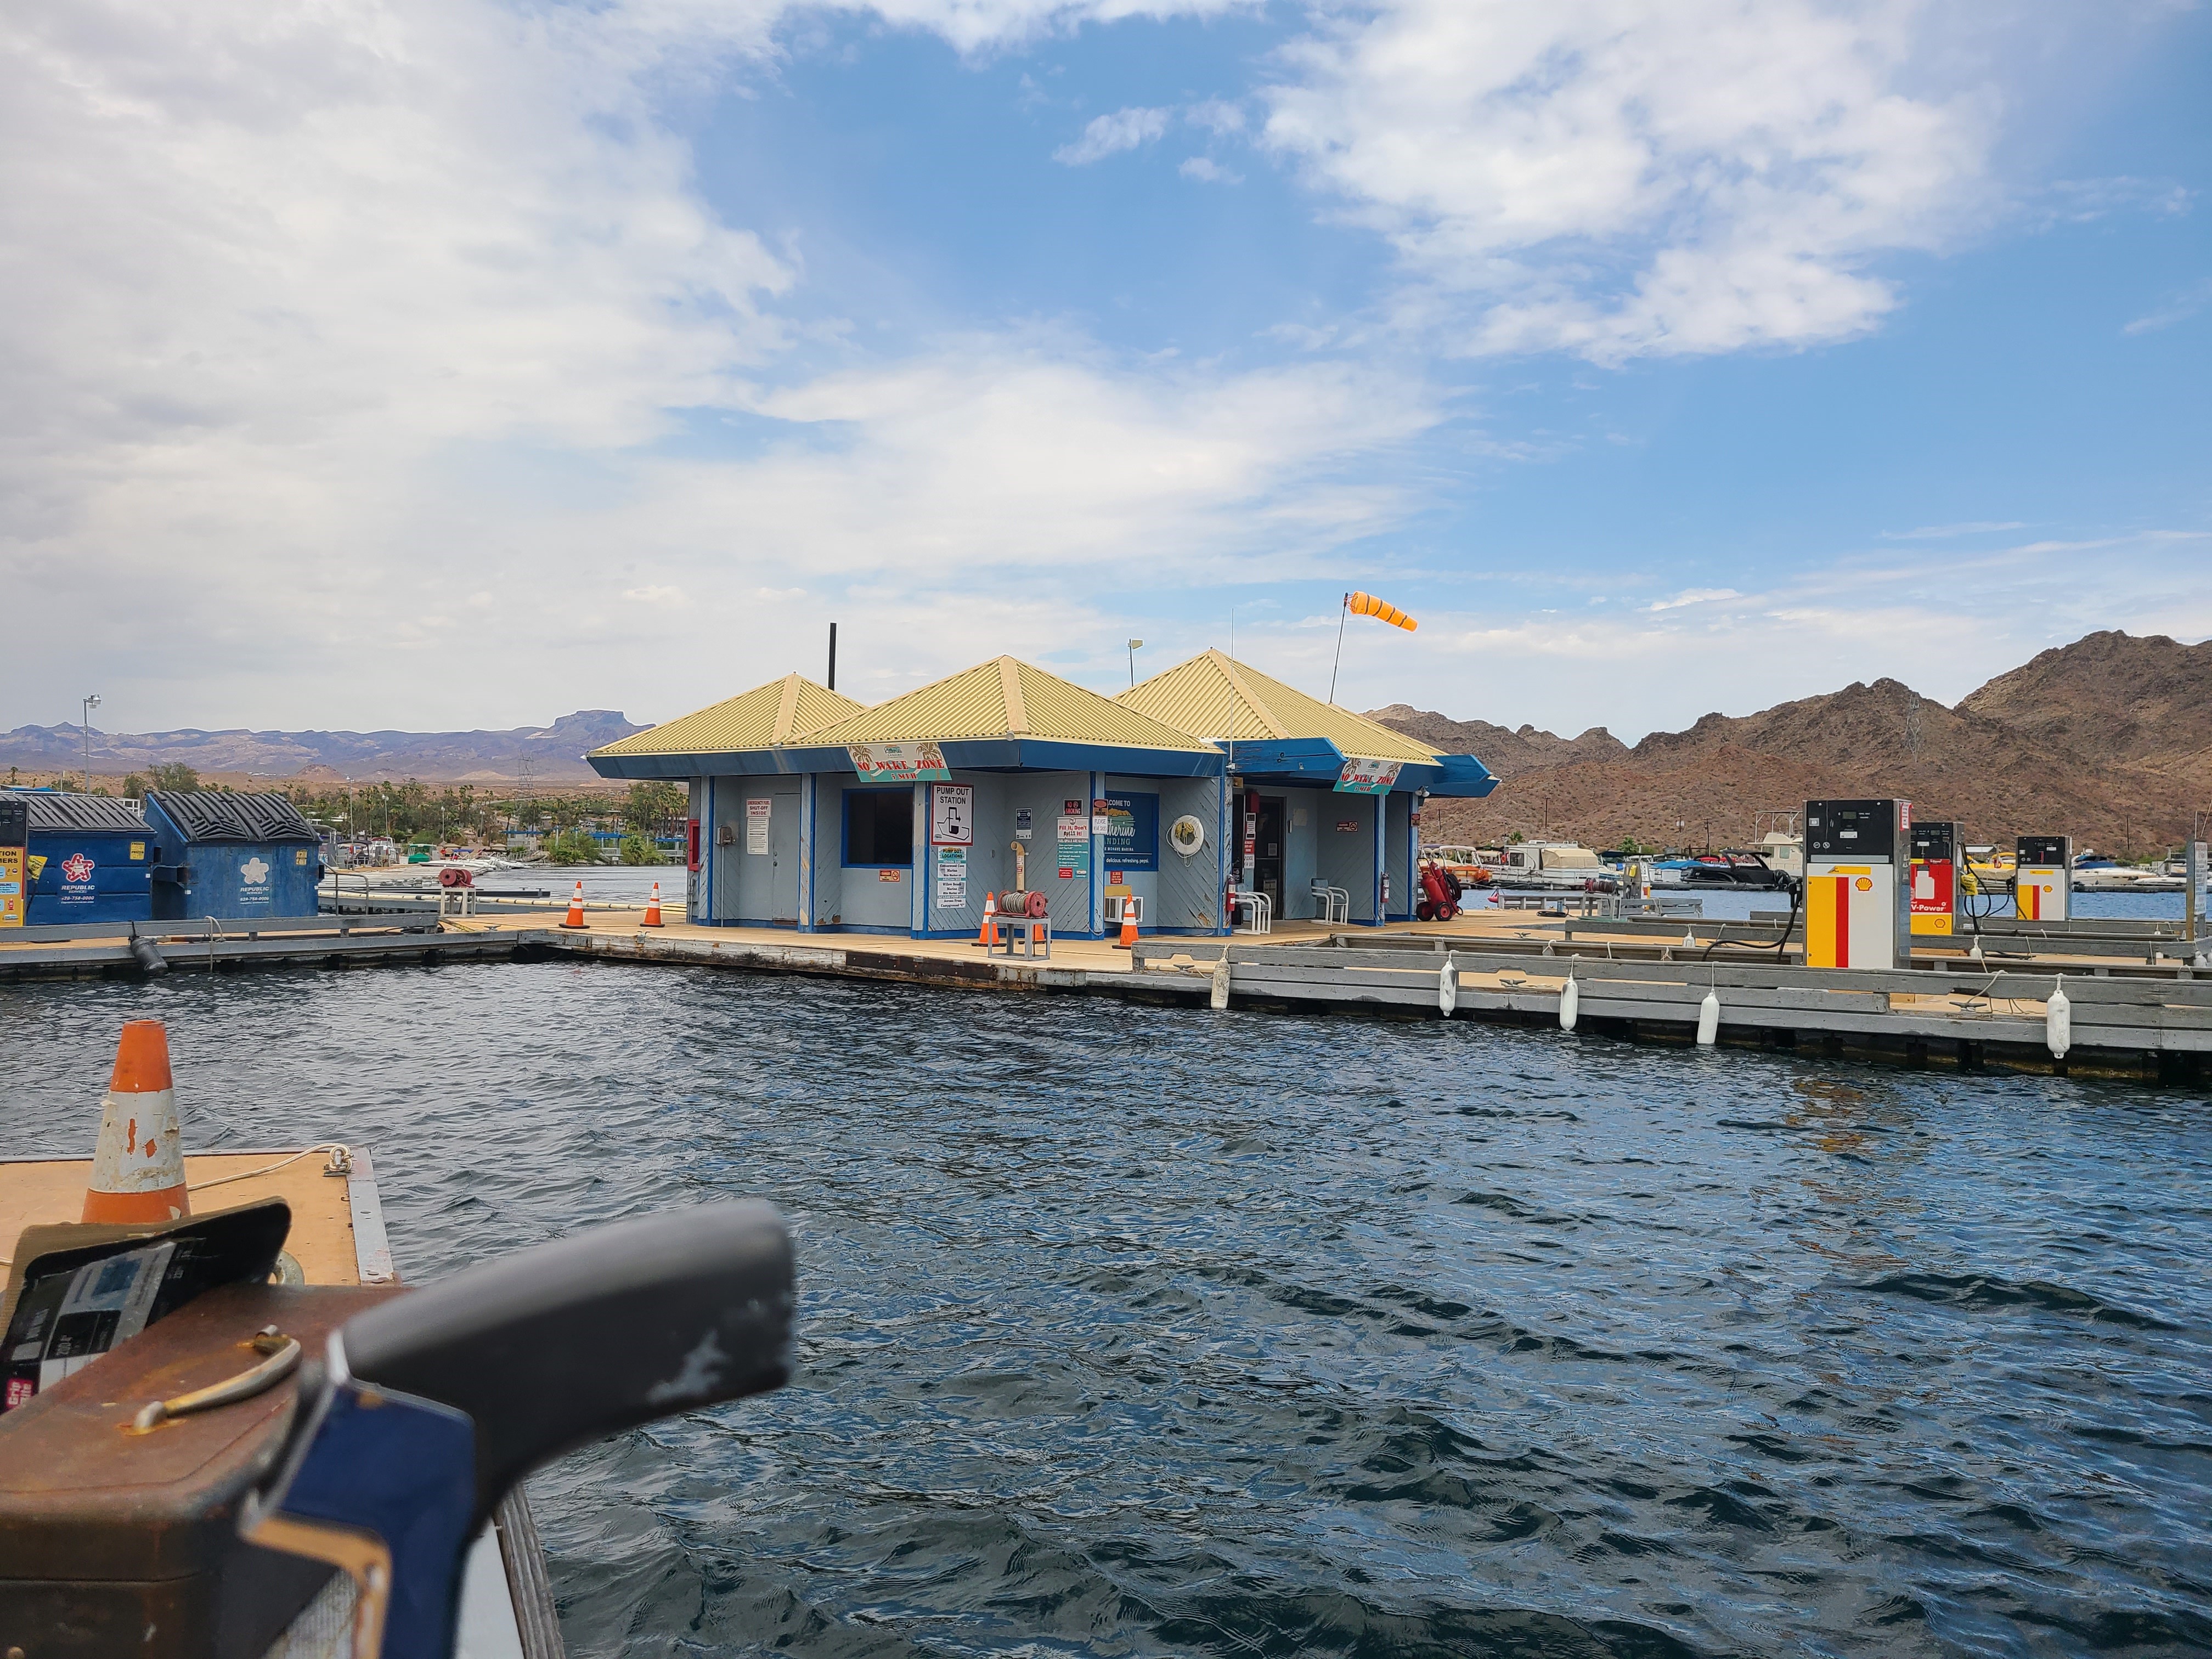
top-left (2, 0), bottom-right (2208, 742)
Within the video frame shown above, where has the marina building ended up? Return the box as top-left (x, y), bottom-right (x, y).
top-left (589, 653), bottom-right (1496, 939)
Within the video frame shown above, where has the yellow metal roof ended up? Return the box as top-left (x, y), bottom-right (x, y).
top-left (591, 674), bottom-right (866, 757)
top-left (1116, 650), bottom-right (1440, 765)
top-left (802, 657), bottom-right (1216, 752)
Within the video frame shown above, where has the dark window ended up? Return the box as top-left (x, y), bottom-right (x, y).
top-left (844, 789), bottom-right (912, 867)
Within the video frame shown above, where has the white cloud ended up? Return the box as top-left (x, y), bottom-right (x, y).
top-left (1053, 105), bottom-right (1172, 165)
top-left (852, 0), bottom-right (1240, 55)
top-left (1259, 0), bottom-right (1999, 362)
top-left (1180, 156), bottom-right (1242, 184)
top-left (2124, 277), bottom-right (2212, 335)
top-left (1186, 98), bottom-right (1247, 135)
top-left (0, 0), bottom-right (1405, 730)
top-left (1880, 521), bottom-right (2028, 539)
top-left (1261, 531), bottom-right (2212, 740)
top-left (1646, 587), bottom-right (1741, 612)
top-left (627, 340), bottom-right (1435, 581)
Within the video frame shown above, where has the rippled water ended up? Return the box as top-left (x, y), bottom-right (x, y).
top-left (4, 964), bottom-right (2209, 1657)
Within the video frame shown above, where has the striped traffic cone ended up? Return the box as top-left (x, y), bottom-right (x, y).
top-left (642, 881), bottom-right (664, 927)
top-left (972, 891), bottom-right (998, 949)
top-left (560, 879), bottom-right (587, 929)
top-left (82, 1020), bottom-right (190, 1224)
top-left (1115, 899), bottom-right (1139, 950)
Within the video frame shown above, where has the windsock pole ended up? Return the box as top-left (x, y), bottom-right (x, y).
top-left (82, 1020), bottom-right (190, 1224)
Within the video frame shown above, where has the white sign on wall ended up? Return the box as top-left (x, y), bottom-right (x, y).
top-left (931, 783), bottom-right (973, 847)
top-left (746, 797), bottom-right (771, 855)
top-left (935, 845), bottom-right (968, 907)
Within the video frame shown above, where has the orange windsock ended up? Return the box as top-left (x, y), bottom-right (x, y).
top-left (1347, 591), bottom-right (1417, 631)
top-left (82, 1020), bottom-right (190, 1225)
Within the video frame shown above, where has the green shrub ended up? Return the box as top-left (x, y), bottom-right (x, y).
top-left (543, 830), bottom-right (603, 865)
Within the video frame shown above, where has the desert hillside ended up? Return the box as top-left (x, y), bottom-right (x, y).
top-left (0, 710), bottom-right (645, 785)
top-left (1374, 631), bottom-right (2210, 857)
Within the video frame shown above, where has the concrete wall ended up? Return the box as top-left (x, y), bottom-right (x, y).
top-left (1272, 788), bottom-right (1324, 920)
top-left (811, 772), bottom-right (912, 931)
top-left (714, 778), bottom-right (802, 923)
top-left (1154, 774), bottom-right (1228, 933)
top-left (1101, 774), bottom-right (1166, 932)
top-left (1385, 793), bottom-right (1413, 921)
top-left (689, 764), bottom-right (1228, 937)
top-left (921, 772), bottom-right (1015, 938)
top-left (1316, 792), bottom-right (1379, 922)
top-left (993, 771), bottom-right (1095, 938)
top-left (687, 777), bottom-right (705, 918)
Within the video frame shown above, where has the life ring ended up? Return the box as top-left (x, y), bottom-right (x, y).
top-left (1170, 814), bottom-right (1206, 857)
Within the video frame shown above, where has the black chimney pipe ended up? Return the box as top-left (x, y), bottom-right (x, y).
top-left (828, 623), bottom-right (838, 690)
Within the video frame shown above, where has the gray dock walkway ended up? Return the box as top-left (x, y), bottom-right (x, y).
top-left (4, 909), bottom-right (2203, 1084)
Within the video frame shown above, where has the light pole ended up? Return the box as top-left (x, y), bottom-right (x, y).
top-left (1127, 639), bottom-right (1144, 687)
top-left (80, 695), bottom-right (100, 792)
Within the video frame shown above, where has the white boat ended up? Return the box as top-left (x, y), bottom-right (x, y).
top-left (1493, 842), bottom-right (1616, 891)
top-left (2073, 855), bottom-right (2185, 893)
top-left (1755, 831), bottom-right (1803, 879)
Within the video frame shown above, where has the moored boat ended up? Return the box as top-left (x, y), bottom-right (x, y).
top-left (1492, 842), bottom-right (1617, 892)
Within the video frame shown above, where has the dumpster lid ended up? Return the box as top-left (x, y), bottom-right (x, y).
top-left (0, 790), bottom-right (150, 833)
top-left (148, 790), bottom-right (320, 843)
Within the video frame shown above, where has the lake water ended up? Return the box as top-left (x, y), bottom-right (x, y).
top-left (4, 964), bottom-right (2208, 1657)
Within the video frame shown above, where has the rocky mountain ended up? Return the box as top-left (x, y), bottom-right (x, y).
top-left (1957, 630), bottom-right (2212, 770)
top-left (0, 710), bottom-right (646, 785)
top-left (1372, 631), bottom-right (2211, 857)
top-left (1363, 706), bottom-right (1629, 778)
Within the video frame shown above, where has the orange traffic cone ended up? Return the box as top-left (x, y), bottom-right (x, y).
top-left (642, 881), bottom-right (664, 927)
top-left (560, 879), bottom-right (587, 929)
top-left (972, 891), bottom-right (998, 949)
top-left (82, 1020), bottom-right (190, 1224)
top-left (1116, 900), bottom-right (1139, 951)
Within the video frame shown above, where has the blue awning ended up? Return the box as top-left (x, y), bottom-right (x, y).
top-left (1220, 740), bottom-right (1498, 797)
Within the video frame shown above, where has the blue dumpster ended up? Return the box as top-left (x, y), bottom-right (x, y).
top-left (1, 791), bottom-right (155, 926)
top-left (144, 791), bottom-right (323, 920)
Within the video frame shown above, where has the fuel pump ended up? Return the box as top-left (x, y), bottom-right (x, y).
top-left (2015, 835), bottom-right (2070, 922)
top-left (1803, 799), bottom-right (1911, 970)
top-left (1908, 819), bottom-right (1962, 938)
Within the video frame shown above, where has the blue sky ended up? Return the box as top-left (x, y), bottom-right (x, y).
top-left (3, 0), bottom-right (2207, 740)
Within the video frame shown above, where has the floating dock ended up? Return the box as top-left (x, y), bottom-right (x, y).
top-left (3, 906), bottom-right (2204, 1083)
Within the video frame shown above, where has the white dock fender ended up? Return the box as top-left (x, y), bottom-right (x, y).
top-left (1560, 969), bottom-right (1579, 1031)
top-left (1210, 951), bottom-right (1231, 1011)
top-left (1697, 989), bottom-right (1720, 1047)
top-left (1438, 951), bottom-right (1458, 1017)
top-left (2046, 974), bottom-right (2070, 1059)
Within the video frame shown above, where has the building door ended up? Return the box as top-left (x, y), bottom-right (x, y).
top-left (1254, 796), bottom-right (1286, 913)
top-left (733, 787), bottom-right (800, 922)
top-left (768, 787), bottom-right (799, 923)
